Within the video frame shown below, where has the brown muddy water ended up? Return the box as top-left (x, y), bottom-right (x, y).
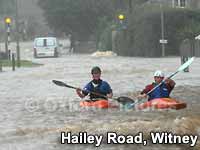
top-left (0, 54), bottom-right (199, 150)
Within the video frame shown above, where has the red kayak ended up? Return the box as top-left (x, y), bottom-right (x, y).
top-left (137, 98), bottom-right (187, 110)
top-left (80, 99), bottom-right (118, 109)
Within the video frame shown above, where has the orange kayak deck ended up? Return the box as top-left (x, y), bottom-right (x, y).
top-left (80, 100), bottom-right (118, 109)
top-left (137, 98), bottom-right (187, 110)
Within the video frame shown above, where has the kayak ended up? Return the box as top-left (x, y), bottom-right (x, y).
top-left (80, 99), bottom-right (118, 109)
top-left (137, 98), bottom-right (187, 110)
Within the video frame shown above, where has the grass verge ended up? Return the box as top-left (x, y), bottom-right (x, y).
top-left (0, 59), bottom-right (43, 67)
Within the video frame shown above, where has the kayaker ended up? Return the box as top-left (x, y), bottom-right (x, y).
top-left (137, 70), bottom-right (176, 101)
top-left (76, 66), bottom-right (113, 100)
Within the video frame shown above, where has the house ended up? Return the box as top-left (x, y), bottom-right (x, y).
top-left (172, 0), bottom-right (200, 9)
top-left (148, 0), bottom-right (200, 9)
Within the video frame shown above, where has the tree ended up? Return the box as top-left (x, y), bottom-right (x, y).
top-left (0, 0), bottom-right (15, 16)
top-left (115, 4), bottom-right (200, 56)
top-left (38, 0), bottom-right (115, 40)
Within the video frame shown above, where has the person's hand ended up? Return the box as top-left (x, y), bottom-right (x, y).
top-left (76, 88), bottom-right (86, 98)
top-left (137, 93), bottom-right (147, 100)
top-left (76, 88), bottom-right (82, 95)
top-left (106, 93), bottom-right (113, 99)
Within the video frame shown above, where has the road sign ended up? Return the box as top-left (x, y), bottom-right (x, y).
top-left (159, 39), bottom-right (168, 44)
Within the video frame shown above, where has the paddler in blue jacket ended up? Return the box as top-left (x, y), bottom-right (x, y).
top-left (138, 70), bottom-right (176, 101)
top-left (76, 66), bottom-right (113, 100)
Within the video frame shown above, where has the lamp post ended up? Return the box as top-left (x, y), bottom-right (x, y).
top-left (4, 17), bottom-right (12, 58)
top-left (15, 0), bottom-right (20, 67)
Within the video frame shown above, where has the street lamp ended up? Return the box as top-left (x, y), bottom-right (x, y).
top-left (5, 17), bottom-right (12, 24)
top-left (4, 17), bottom-right (12, 58)
top-left (118, 14), bottom-right (125, 28)
top-left (118, 14), bottom-right (125, 22)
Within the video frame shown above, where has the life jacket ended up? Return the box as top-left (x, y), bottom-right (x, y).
top-left (89, 80), bottom-right (107, 100)
top-left (148, 82), bottom-right (170, 101)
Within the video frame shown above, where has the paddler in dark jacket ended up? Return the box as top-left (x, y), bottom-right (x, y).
top-left (137, 70), bottom-right (176, 101)
top-left (76, 66), bottom-right (113, 100)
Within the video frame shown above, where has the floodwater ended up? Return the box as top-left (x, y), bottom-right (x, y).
top-left (0, 41), bottom-right (200, 150)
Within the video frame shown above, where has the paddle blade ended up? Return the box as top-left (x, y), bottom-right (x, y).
top-left (52, 80), bottom-right (67, 87)
top-left (52, 80), bottom-right (77, 89)
top-left (178, 57), bottom-right (194, 72)
top-left (114, 96), bottom-right (135, 105)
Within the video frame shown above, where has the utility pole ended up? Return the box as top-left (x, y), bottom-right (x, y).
top-left (16, 0), bottom-right (20, 67)
top-left (160, 2), bottom-right (165, 57)
top-left (128, 0), bottom-right (132, 14)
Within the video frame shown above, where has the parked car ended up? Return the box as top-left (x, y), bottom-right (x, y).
top-left (33, 37), bottom-right (60, 58)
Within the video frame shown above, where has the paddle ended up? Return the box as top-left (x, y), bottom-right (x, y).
top-left (52, 80), bottom-right (135, 104)
top-left (127, 57), bottom-right (195, 108)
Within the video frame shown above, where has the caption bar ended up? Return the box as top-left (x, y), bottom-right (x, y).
top-left (60, 131), bottom-right (198, 147)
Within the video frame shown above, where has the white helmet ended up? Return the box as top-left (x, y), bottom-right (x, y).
top-left (154, 70), bottom-right (164, 77)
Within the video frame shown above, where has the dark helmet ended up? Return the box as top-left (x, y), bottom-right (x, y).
top-left (91, 66), bottom-right (101, 74)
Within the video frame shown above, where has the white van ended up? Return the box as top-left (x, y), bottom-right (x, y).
top-left (33, 37), bottom-right (59, 58)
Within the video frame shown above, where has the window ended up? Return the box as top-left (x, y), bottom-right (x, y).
top-left (35, 39), bottom-right (44, 47)
top-left (180, 0), bottom-right (186, 7)
top-left (46, 39), bottom-right (55, 46)
top-left (35, 38), bottom-right (55, 47)
top-left (174, 0), bottom-right (179, 6)
top-left (173, 0), bottom-right (186, 8)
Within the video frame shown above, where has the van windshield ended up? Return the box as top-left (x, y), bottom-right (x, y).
top-left (35, 38), bottom-right (55, 47)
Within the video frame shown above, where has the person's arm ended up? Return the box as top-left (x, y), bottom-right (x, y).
top-left (165, 79), bottom-right (176, 93)
top-left (105, 82), bottom-right (113, 99)
top-left (76, 83), bottom-right (90, 98)
top-left (165, 78), bottom-right (176, 88)
top-left (137, 84), bottom-right (152, 99)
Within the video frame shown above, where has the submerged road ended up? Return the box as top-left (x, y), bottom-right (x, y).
top-left (0, 41), bottom-right (199, 150)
